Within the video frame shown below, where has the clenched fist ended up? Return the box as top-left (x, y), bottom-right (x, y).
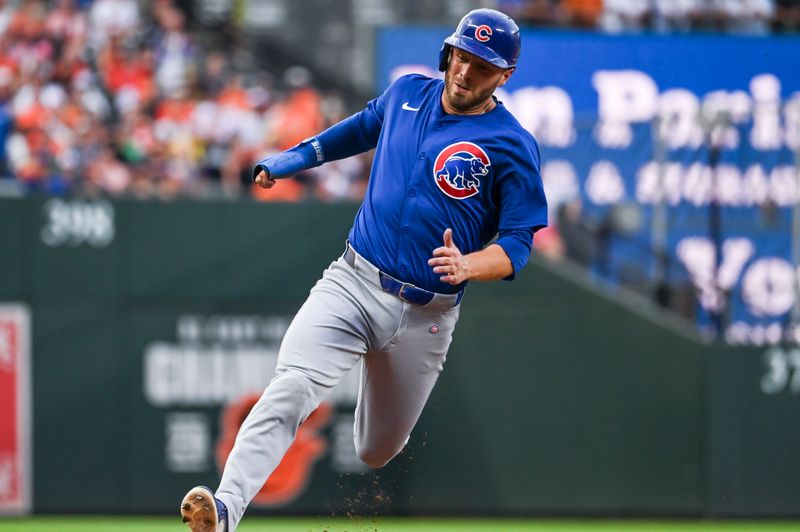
top-left (254, 169), bottom-right (276, 189)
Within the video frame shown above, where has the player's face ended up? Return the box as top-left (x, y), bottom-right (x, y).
top-left (443, 48), bottom-right (513, 114)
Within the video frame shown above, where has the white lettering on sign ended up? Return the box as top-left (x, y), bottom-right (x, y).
top-left (761, 347), bottom-right (800, 394)
top-left (750, 74), bottom-right (783, 150)
top-left (700, 89), bottom-right (752, 149)
top-left (785, 93), bottom-right (800, 150)
top-left (144, 343), bottom-right (278, 406)
top-left (657, 88), bottom-right (704, 149)
top-left (503, 86), bottom-right (576, 147)
top-left (330, 413), bottom-right (369, 474)
top-left (683, 162), bottom-right (713, 207)
top-left (541, 160), bottom-right (580, 212)
top-left (176, 315), bottom-right (291, 345)
top-left (165, 413), bottom-right (210, 472)
top-left (0, 457), bottom-right (14, 500)
top-left (390, 62), bottom-right (799, 150)
top-left (592, 70), bottom-right (659, 148)
top-left (676, 238), bottom-right (798, 319)
top-left (384, 65), bottom-right (800, 150)
top-left (585, 70), bottom-right (797, 150)
top-left (585, 160), bottom-right (626, 205)
top-left (676, 237), bottom-right (755, 312)
top-left (40, 199), bottom-right (115, 247)
top-left (726, 322), bottom-right (784, 346)
top-left (143, 314), bottom-right (360, 408)
top-left (0, 304), bottom-right (30, 514)
top-left (0, 326), bottom-right (11, 370)
top-left (741, 258), bottom-right (796, 318)
top-left (635, 162), bottom-right (797, 207)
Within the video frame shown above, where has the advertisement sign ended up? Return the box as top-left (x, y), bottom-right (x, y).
top-left (377, 29), bottom-right (800, 344)
top-left (0, 304), bottom-right (31, 514)
top-left (141, 313), bottom-right (366, 509)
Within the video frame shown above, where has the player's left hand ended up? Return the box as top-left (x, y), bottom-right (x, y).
top-left (429, 228), bottom-right (470, 285)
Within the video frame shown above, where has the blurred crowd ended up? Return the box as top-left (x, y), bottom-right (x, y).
top-left (0, 0), bottom-right (798, 201)
top-left (0, 0), bottom-right (368, 201)
top-left (500, 0), bottom-right (799, 34)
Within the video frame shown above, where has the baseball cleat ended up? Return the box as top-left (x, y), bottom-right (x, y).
top-left (180, 486), bottom-right (228, 532)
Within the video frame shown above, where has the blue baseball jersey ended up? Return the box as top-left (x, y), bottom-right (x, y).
top-left (346, 74), bottom-right (547, 293)
top-left (256, 74), bottom-right (548, 294)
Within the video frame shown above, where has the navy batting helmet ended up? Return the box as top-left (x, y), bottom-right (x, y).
top-left (438, 9), bottom-right (521, 72)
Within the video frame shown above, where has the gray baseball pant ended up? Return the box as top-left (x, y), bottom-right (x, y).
top-left (215, 245), bottom-right (461, 530)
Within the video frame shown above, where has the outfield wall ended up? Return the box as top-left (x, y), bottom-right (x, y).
top-left (0, 197), bottom-right (795, 517)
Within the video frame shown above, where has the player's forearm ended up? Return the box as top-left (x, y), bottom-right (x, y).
top-left (252, 138), bottom-right (324, 180)
top-left (463, 244), bottom-right (514, 281)
top-left (253, 108), bottom-right (381, 180)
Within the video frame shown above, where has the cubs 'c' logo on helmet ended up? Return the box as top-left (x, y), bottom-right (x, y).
top-left (433, 142), bottom-right (490, 200)
top-left (474, 24), bottom-right (492, 42)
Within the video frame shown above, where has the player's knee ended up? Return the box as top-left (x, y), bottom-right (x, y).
top-left (356, 448), bottom-right (394, 469)
top-left (354, 441), bottom-right (402, 469)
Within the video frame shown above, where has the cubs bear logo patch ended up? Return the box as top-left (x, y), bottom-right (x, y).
top-left (432, 141), bottom-right (490, 200)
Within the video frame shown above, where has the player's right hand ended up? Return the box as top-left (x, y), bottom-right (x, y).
top-left (429, 228), bottom-right (470, 285)
top-left (254, 169), bottom-right (276, 189)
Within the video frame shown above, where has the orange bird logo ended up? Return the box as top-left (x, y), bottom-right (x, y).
top-left (216, 394), bottom-right (333, 507)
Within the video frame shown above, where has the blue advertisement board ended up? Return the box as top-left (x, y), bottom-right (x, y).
top-left (377, 28), bottom-right (800, 344)
top-left (378, 30), bottom-right (800, 108)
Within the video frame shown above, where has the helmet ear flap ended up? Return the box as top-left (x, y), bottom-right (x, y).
top-left (438, 44), bottom-right (451, 72)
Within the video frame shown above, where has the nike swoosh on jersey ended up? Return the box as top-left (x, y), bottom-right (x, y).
top-left (402, 102), bottom-right (420, 111)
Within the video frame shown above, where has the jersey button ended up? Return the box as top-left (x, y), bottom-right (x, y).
top-left (418, 153), bottom-right (425, 160)
top-left (408, 189), bottom-right (416, 197)
top-left (401, 226), bottom-right (409, 234)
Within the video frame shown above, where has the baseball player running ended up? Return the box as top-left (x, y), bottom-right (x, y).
top-left (180, 9), bottom-right (547, 531)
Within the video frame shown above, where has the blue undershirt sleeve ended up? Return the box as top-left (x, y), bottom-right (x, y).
top-left (494, 228), bottom-right (535, 281)
top-left (252, 93), bottom-right (385, 180)
top-left (316, 103), bottom-right (383, 160)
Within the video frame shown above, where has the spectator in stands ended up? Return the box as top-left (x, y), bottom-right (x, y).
top-left (266, 66), bottom-right (323, 152)
top-left (309, 91), bottom-right (369, 201)
top-left (775, 0), bottom-right (800, 30)
top-left (0, 0), bottom-right (367, 199)
top-left (0, 1), bottom-right (15, 36)
top-left (8, 0), bottom-right (792, 201)
top-left (561, 0), bottom-right (602, 28)
top-left (45, 0), bottom-right (87, 59)
top-left (151, 3), bottom-right (197, 99)
top-left (497, 0), bottom-right (559, 26)
top-left (600, 0), bottom-right (652, 32)
top-left (0, 61), bottom-right (13, 178)
top-left (215, 74), bottom-right (273, 195)
top-left (776, 0), bottom-right (800, 30)
top-left (85, 142), bottom-right (132, 195)
top-left (250, 66), bottom-right (324, 202)
top-left (88, 0), bottom-right (140, 51)
top-left (119, 108), bottom-right (152, 162)
top-left (712, 0), bottom-right (775, 34)
top-left (651, 0), bottom-right (703, 33)
top-left (200, 50), bottom-right (230, 98)
top-left (557, 198), bottom-right (600, 269)
top-left (98, 37), bottom-right (156, 115)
